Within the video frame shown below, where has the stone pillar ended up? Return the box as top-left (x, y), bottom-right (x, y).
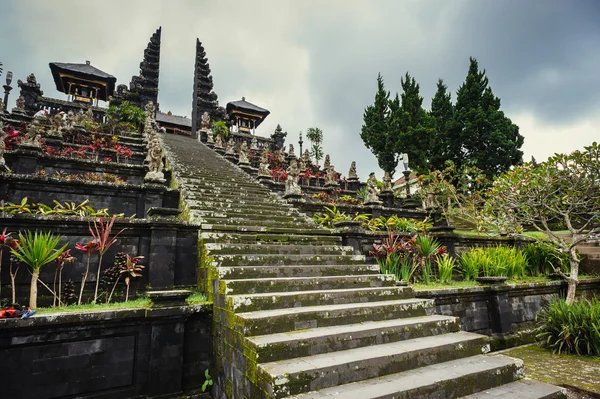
top-left (147, 315), bottom-right (186, 396)
top-left (14, 146), bottom-right (41, 174)
top-left (487, 286), bottom-right (514, 336)
top-left (148, 223), bottom-right (178, 289)
top-left (379, 191), bottom-right (394, 208)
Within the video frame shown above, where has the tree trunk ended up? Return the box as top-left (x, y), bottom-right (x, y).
top-left (565, 247), bottom-right (580, 304)
top-left (30, 269), bottom-right (40, 309)
top-left (79, 256), bottom-right (91, 305)
top-left (10, 261), bottom-right (18, 304)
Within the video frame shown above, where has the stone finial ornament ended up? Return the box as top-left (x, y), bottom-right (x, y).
top-left (238, 141), bottom-right (250, 165)
top-left (364, 172), bottom-right (381, 205)
top-left (348, 161), bottom-right (358, 180)
top-left (302, 149), bottom-right (311, 165)
top-left (381, 171), bottom-right (393, 193)
top-left (323, 154), bottom-right (331, 170)
top-left (288, 144), bottom-right (295, 157)
top-left (284, 159), bottom-right (301, 198)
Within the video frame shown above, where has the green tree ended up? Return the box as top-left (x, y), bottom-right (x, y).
top-left (429, 79), bottom-right (454, 172)
top-left (391, 72), bottom-right (434, 174)
top-left (306, 127), bottom-right (324, 166)
top-left (452, 57), bottom-right (524, 179)
top-left (483, 142), bottom-right (600, 303)
top-left (360, 74), bottom-right (398, 174)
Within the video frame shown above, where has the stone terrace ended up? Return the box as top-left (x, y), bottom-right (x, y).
top-left (162, 133), bottom-right (566, 399)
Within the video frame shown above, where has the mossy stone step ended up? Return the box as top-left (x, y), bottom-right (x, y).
top-left (201, 232), bottom-right (341, 246)
top-left (189, 190), bottom-right (275, 201)
top-left (258, 332), bottom-right (490, 397)
top-left (287, 354), bottom-right (524, 399)
top-left (206, 243), bottom-right (355, 256)
top-left (217, 264), bottom-right (380, 279)
top-left (461, 379), bottom-right (567, 398)
top-left (221, 274), bottom-right (394, 294)
top-left (236, 298), bottom-right (433, 336)
top-left (201, 216), bottom-right (311, 227)
top-left (247, 314), bottom-right (460, 363)
top-left (189, 200), bottom-right (294, 212)
top-left (202, 224), bottom-right (329, 235)
top-left (193, 207), bottom-right (302, 218)
top-left (186, 184), bottom-right (272, 196)
top-left (213, 253), bottom-right (366, 267)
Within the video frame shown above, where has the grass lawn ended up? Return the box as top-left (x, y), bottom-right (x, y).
top-left (412, 276), bottom-right (557, 290)
top-left (505, 344), bottom-right (600, 395)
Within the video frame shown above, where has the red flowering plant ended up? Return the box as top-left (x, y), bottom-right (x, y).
top-left (104, 156), bottom-right (112, 162)
top-left (62, 147), bottom-right (76, 158)
top-left (299, 168), bottom-right (312, 186)
top-left (89, 216), bottom-right (126, 304)
top-left (0, 228), bottom-right (11, 299)
top-left (76, 147), bottom-right (88, 159)
top-left (75, 239), bottom-right (99, 304)
top-left (115, 145), bottom-right (133, 163)
top-left (278, 170), bottom-right (288, 182)
top-left (3, 125), bottom-right (22, 149)
top-left (53, 249), bottom-right (75, 306)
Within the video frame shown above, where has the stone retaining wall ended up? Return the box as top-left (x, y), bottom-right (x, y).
top-left (0, 304), bottom-right (212, 399)
top-left (415, 278), bottom-right (600, 349)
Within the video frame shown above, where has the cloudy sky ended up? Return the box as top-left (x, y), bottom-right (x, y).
top-left (1, 1), bottom-right (599, 178)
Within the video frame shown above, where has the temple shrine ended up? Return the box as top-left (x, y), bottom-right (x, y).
top-left (226, 97), bottom-right (270, 135)
top-left (48, 60), bottom-right (116, 106)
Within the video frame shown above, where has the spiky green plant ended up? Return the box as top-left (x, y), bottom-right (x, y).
top-left (437, 254), bottom-right (456, 284)
top-left (535, 297), bottom-right (600, 356)
top-left (459, 250), bottom-right (480, 281)
top-left (10, 231), bottom-right (68, 308)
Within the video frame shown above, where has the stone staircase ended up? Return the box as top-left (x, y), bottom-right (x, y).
top-left (161, 134), bottom-right (566, 399)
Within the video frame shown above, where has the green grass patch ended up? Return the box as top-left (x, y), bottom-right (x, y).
top-left (186, 291), bottom-right (210, 305)
top-left (412, 276), bottom-right (556, 290)
top-left (36, 297), bottom-right (152, 314)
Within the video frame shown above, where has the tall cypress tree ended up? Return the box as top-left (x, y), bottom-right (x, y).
top-left (391, 73), bottom-right (434, 174)
top-left (429, 79), bottom-right (454, 171)
top-left (361, 74), bottom-right (398, 174)
top-left (452, 57), bottom-right (524, 178)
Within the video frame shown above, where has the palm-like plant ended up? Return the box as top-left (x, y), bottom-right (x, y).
top-left (120, 254), bottom-right (144, 302)
top-left (0, 228), bottom-right (12, 299)
top-left (90, 216), bottom-right (126, 303)
top-left (75, 239), bottom-right (99, 304)
top-left (10, 231), bottom-right (68, 308)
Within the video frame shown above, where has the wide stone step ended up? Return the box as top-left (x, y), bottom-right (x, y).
top-left (227, 286), bottom-right (412, 312)
top-left (461, 379), bottom-right (567, 398)
top-left (190, 200), bottom-right (295, 212)
top-left (193, 208), bottom-right (303, 220)
top-left (221, 274), bottom-right (393, 294)
top-left (202, 232), bottom-right (341, 246)
top-left (203, 224), bottom-right (329, 235)
top-left (180, 174), bottom-right (265, 189)
top-left (236, 298), bottom-right (433, 336)
top-left (201, 213), bottom-right (306, 224)
top-left (189, 190), bottom-right (275, 202)
top-left (213, 253), bottom-right (366, 267)
top-left (201, 216), bottom-right (313, 229)
top-left (217, 264), bottom-right (380, 279)
top-left (287, 354), bottom-right (524, 399)
top-left (207, 243), bottom-right (354, 256)
top-left (186, 184), bottom-right (272, 196)
top-left (259, 332), bottom-right (490, 397)
top-left (247, 314), bottom-right (460, 363)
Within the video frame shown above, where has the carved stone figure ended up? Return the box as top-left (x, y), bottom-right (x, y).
top-left (85, 107), bottom-right (94, 123)
top-left (145, 101), bottom-right (156, 121)
top-left (284, 159), bottom-right (301, 198)
top-left (348, 161), bottom-right (358, 180)
top-left (364, 172), bottom-right (381, 205)
top-left (74, 109), bottom-right (86, 125)
top-left (288, 144), bottom-right (295, 157)
top-left (277, 150), bottom-right (285, 165)
top-left (12, 96), bottom-right (26, 113)
top-left (0, 122), bottom-right (6, 168)
top-left (207, 131), bottom-right (215, 144)
top-left (250, 136), bottom-right (258, 151)
top-left (145, 137), bottom-right (165, 183)
top-left (381, 171), bottom-right (393, 193)
top-left (325, 164), bottom-right (339, 187)
top-left (0, 99), bottom-right (5, 114)
top-left (258, 147), bottom-right (271, 177)
top-left (225, 138), bottom-right (236, 155)
top-left (238, 141), bottom-right (250, 165)
top-left (323, 154), bottom-right (331, 170)
top-left (23, 119), bottom-right (42, 147)
top-left (214, 134), bottom-right (224, 149)
top-left (302, 149), bottom-right (311, 166)
top-left (200, 112), bottom-right (211, 130)
top-left (48, 113), bottom-right (65, 137)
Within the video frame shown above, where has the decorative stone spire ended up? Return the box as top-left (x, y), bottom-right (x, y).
top-left (17, 73), bottom-right (43, 112)
top-left (127, 27), bottom-right (161, 110)
top-left (381, 171), bottom-right (393, 193)
top-left (271, 124), bottom-right (287, 151)
top-left (288, 143), bottom-right (295, 157)
top-left (348, 161), bottom-right (358, 180)
top-left (191, 39), bottom-right (219, 139)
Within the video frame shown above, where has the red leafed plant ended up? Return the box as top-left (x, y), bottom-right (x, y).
top-left (0, 228), bottom-right (11, 299)
top-left (89, 216), bottom-right (126, 303)
top-left (75, 239), bottom-right (99, 304)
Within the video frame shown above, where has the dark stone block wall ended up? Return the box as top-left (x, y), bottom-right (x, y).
top-left (415, 278), bottom-right (600, 348)
top-left (0, 305), bottom-right (212, 399)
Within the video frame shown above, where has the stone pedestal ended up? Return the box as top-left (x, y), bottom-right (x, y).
top-left (257, 175), bottom-right (273, 186)
top-left (225, 154), bottom-right (237, 163)
top-left (239, 164), bottom-right (257, 177)
top-left (401, 197), bottom-right (421, 209)
top-left (379, 190), bottom-right (394, 208)
top-left (215, 147), bottom-right (225, 155)
top-left (147, 290), bottom-right (192, 308)
top-left (347, 178), bottom-right (360, 191)
top-left (14, 145), bottom-right (42, 174)
top-left (144, 171), bottom-right (166, 184)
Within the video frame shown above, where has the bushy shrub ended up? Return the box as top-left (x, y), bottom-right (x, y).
top-left (522, 242), bottom-right (569, 276)
top-left (535, 297), bottom-right (600, 356)
top-left (458, 246), bottom-right (527, 279)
